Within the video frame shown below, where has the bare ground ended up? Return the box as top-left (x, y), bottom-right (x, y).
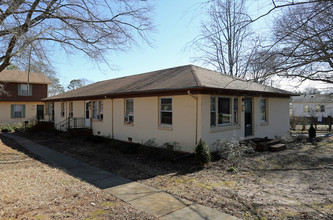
top-left (0, 136), bottom-right (157, 220)
top-left (13, 130), bottom-right (333, 219)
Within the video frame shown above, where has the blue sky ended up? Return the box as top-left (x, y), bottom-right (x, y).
top-left (53, 0), bottom-right (204, 86)
top-left (52, 0), bottom-right (283, 88)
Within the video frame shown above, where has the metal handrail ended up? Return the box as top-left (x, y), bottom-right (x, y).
top-left (56, 117), bottom-right (86, 131)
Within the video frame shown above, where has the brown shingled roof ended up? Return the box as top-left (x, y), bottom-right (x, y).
top-left (0, 69), bottom-right (51, 84)
top-left (45, 65), bottom-right (295, 101)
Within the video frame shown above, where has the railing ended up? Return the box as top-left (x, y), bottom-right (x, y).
top-left (24, 114), bottom-right (54, 127)
top-left (55, 117), bottom-right (86, 131)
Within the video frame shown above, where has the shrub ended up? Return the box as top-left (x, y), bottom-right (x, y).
top-left (162, 141), bottom-right (181, 152)
top-left (213, 137), bottom-right (254, 167)
top-left (142, 138), bottom-right (158, 147)
top-left (195, 139), bottom-right (211, 166)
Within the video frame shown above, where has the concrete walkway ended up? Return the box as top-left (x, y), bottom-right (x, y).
top-left (1, 133), bottom-right (238, 220)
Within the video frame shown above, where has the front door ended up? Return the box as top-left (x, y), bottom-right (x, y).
top-left (85, 101), bottom-right (90, 127)
top-left (244, 97), bottom-right (253, 137)
top-left (36, 105), bottom-right (44, 121)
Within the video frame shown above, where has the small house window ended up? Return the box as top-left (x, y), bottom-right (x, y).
top-left (210, 96), bottom-right (216, 126)
top-left (92, 101), bottom-right (98, 119)
top-left (233, 97), bottom-right (238, 125)
top-left (61, 102), bottom-right (65, 117)
top-left (316, 105), bottom-right (325, 112)
top-left (160, 97), bottom-right (172, 125)
top-left (125, 99), bottom-right (134, 123)
top-left (11, 104), bottom-right (25, 118)
top-left (18, 84), bottom-right (32, 96)
top-left (210, 96), bottom-right (239, 127)
top-left (304, 105), bottom-right (309, 112)
top-left (69, 102), bottom-right (73, 118)
top-left (98, 101), bottom-right (103, 120)
top-left (218, 97), bottom-right (231, 125)
top-left (260, 98), bottom-right (267, 122)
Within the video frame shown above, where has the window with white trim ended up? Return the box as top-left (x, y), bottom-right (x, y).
top-left (315, 105), bottom-right (325, 112)
top-left (92, 101), bottom-right (98, 119)
top-left (125, 99), bottom-right (134, 123)
top-left (61, 102), bottom-right (65, 117)
top-left (18, 84), bottom-right (32, 96)
top-left (98, 101), bottom-right (103, 120)
top-left (160, 97), bottom-right (172, 125)
top-left (260, 98), bottom-right (267, 122)
top-left (11, 104), bottom-right (25, 118)
top-left (210, 96), bottom-right (238, 127)
top-left (69, 102), bottom-right (73, 118)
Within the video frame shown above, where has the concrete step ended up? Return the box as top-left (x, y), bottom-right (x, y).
top-left (269, 143), bottom-right (287, 152)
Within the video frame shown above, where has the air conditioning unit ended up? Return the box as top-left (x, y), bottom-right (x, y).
top-left (97, 114), bottom-right (103, 120)
top-left (124, 115), bottom-right (134, 122)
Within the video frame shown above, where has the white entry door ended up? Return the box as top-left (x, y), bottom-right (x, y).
top-left (85, 101), bottom-right (91, 127)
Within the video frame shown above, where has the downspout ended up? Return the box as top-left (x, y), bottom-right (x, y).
top-left (111, 98), bottom-right (114, 139)
top-left (187, 90), bottom-right (198, 145)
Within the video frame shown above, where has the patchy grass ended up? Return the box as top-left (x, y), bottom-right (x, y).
top-left (16, 130), bottom-right (333, 219)
top-left (0, 136), bottom-right (156, 219)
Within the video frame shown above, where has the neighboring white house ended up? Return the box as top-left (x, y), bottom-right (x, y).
top-left (45, 65), bottom-right (295, 152)
top-left (291, 94), bottom-right (333, 124)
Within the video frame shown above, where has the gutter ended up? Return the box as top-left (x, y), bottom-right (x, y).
top-left (187, 90), bottom-right (199, 145)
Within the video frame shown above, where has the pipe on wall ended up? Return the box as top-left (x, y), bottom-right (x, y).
top-left (187, 90), bottom-right (199, 145)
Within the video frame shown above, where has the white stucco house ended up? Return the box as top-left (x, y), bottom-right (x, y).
top-left (45, 65), bottom-right (295, 152)
top-left (291, 94), bottom-right (333, 125)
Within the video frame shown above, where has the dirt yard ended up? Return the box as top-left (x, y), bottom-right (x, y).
top-left (0, 136), bottom-right (157, 219)
top-left (12, 130), bottom-right (333, 219)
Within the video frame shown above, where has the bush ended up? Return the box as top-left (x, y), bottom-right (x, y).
top-left (162, 141), bottom-right (181, 152)
top-left (195, 139), bottom-right (211, 166)
top-left (213, 137), bottom-right (254, 167)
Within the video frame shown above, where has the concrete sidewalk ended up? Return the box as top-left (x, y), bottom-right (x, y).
top-left (1, 133), bottom-right (238, 220)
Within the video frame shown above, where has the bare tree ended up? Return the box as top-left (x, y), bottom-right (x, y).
top-left (0, 0), bottom-right (153, 72)
top-left (192, 0), bottom-right (254, 78)
top-left (270, 1), bottom-right (333, 84)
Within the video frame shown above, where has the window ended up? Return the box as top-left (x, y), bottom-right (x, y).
top-left (61, 102), bottom-right (65, 117)
top-left (18, 84), bottom-right (32, 96)
top-left (92, 101), bottom-right (98, 119)
top-left (69, 102), bottom-right (73, 117)
top-left (98, 101), bottom-right (103, 120)
top-left (210, 96), bottom-right (238, 127)
top-left (260, 98), bottom-right (267, 122)
top-left (233, 98), bottom-right (238, 125)
top-left (304, 105), bottom-right (309, 112)
top-left (316, 105), bottom-right (325, 112)
top-left (160, 97), bottom-right (172, 125)
top-left (210, 96), bottom-right (216, 126)
top-left (125, 99), bottom-right (134, 123)
top-left (11, 104), bottom-right (25, 118)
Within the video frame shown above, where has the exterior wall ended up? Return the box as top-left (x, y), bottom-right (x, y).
top-left (292, 102), bottom-right (333, 118)
top-left (200, 95), bottom-right (290, 151)
top-left (0, 102), bottom-right (44, 124)
top-left (253, 97), bottom-right (290, 139)
top-left (0, 83), bottom-right (48, 102)
top-left (52, 94), bottom-right (290, 153)
top-left (200, 95), bottom-right (244, 151)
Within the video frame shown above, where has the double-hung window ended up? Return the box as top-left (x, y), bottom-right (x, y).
top-left (125, 99), bottom-right (134, 123)
top-left (160, 97), bottom-right (172, 125)
top-left (18, 84), bottom-right (32, 96)
top-left (92, 100), bottom-right (103, 120)
top-left (260, 98), bottom-right (267, 122)
top-left (315, 105), bottom-right (325, 112)
top-left (98, 101), bottom-right (103, 120)
top-left (210, 96), bottom-right (238, 127)
top-left (69, 102), bottom-right (73, 118)
top-left (11, 104), bottom-right (25, 118)
top-left (61, 102), bottom-right (65, 117)
top-left (92, 101), bottom-right (98, 119)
